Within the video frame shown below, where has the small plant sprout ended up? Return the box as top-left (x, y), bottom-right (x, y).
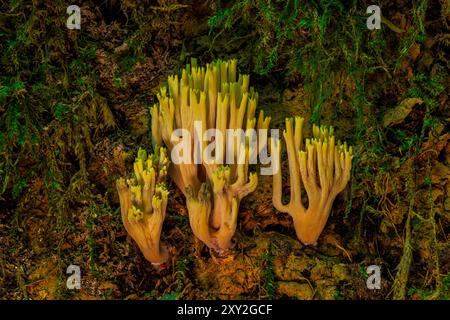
top-left (273, 117), bottom-right (353, 245)
top-left (116, 147), bottom-right (170, 265)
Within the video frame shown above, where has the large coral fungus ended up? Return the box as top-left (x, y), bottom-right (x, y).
top-left (116, 147), bottom-right (170, 265)
top-left (151, 59), bottom-right (270, 255)
top-left (273, 117), bottom-right (353, 245)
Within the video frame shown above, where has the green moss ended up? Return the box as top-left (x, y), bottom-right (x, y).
top-left (261, 250), bottom-right (276, 299)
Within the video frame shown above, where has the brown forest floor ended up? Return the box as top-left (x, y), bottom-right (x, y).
top-left (0, 1), bottom-right (449, 300)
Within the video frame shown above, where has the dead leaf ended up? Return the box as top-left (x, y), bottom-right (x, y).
top-left (431, 162), bottom-right (450, 184)
top-left (99, 281), bottom-right (119, 292)
top-left (409, 42), bottom-right (421, 61)
top-left (383, 98), bottom-right (423, 127)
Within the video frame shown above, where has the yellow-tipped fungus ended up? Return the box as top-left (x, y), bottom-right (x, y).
top-left (273, 117), bottom-right (353, 245)
top-left (116, 147), bottom-right (170, 265)
top-left (151, 59), bottom-right (269, 255)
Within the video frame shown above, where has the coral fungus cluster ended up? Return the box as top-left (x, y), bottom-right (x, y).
top-left (116, 59), bottom-right (353, 264)
top-left (151, 59), bottom-right (270, 255)
top-left (273, 118), bottom-right (353, 245)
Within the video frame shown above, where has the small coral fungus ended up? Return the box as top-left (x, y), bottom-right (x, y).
top-left (273, 117), bottom-right (353, 245)
top-left (116, 147), bottom-right (170, 265)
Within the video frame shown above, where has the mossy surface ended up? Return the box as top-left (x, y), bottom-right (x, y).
top-left (0, 0), bottom-right (448, 299)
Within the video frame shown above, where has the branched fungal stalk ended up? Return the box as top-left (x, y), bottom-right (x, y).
top-left (151, 59), bottom-right (270, 254)
top-left (273, 117), bottom-right (353, 245)
top-left (116, 147), bottom-right (170, 265)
